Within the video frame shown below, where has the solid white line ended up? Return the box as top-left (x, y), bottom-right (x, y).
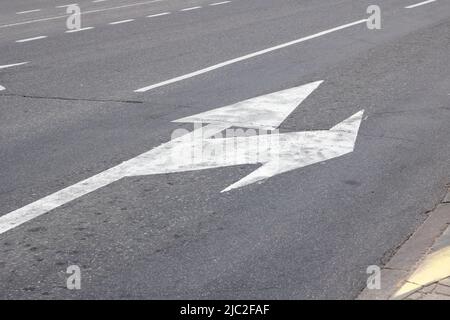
top-left (134, 19), bottom-right (367, 92)
top-left (209, 1), bottom-right (231, 6)
top-left (405, 0), bottom-right (436, 8)
top-left (65, 26), bottom-right (94, 33)
top-left (0, 62), bottom-right (29, 69)
top-left (16, 9), bottom-right (42, 14)
top-left (109, 19), bottom-right (135, 24)
top-left (181, 6), bottom-right (202, 11)
top-left (0, 85), bottom-right (5, 91)
top-left (16, 36), bottom-right (48, 43)
top-left (93, 0), bottom-right (109, 2)
top-left (0, 0), bottom-right (164, 29)
top-left (147, 12), bottom-right (170, 17)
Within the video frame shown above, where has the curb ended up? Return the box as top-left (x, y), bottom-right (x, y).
top-left (358, 186), bottom-right (450, 300)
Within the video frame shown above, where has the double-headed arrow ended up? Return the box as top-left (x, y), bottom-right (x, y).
top-left (0, 81), bottom-right (364, 235)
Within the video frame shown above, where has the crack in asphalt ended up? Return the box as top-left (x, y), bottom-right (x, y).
top-left (0, 93), bottom-right (203, 111)
top-left (0, 93), bottom-right (144, 104)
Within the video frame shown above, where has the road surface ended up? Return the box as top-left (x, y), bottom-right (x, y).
top-left (0, 0), bottom-right (449, 299)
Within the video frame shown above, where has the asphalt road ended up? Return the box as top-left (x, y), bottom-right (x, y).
top-left (0, 0), bottom-right (449, 299)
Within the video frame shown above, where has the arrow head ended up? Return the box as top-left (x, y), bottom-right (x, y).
top-left (221, 110), bottom-right (365, 192)
top-left (173, 81), bottom-right (323, 130)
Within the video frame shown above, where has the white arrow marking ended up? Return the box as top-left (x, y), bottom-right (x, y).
top-left (0, 81), bottom-right (364, 235)
top-left (0, 62), bottom-right (29, 92)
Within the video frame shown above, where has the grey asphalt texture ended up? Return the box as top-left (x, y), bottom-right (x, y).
top-left (0, 0), bottom-right (450, 299)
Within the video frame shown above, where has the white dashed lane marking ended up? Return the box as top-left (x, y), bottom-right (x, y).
top-left (16, 9), bottom-right (42, 15)
top-left (0, 0), bottom-right (164, 29)
top-left (180, 6), bottom-right (202, 11)
top-left (147, 12), bottom-right (170, 17)
top-left (65, 27), bottom-right (95, 33)
top-left (10, 0), bottom-right (233, 43)
top-left (209, 1), bottom-right (231, 6)
top-left (109, 19), bottom-right (135, 24)
top-left (0, 62), bottom-right (29, 69)
top-left (405, 0), bottom-right (436, 9)
top-left (16, 36), bottom-right (48, 43)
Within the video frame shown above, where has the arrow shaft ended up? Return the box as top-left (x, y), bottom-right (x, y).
top-left (0, 123), bottom-right (230, 236)
top-left (0, 168), bottom-right (122, 235)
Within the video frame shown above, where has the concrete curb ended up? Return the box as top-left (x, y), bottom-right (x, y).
top-left (358, 187), bottom-right (450, 300)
